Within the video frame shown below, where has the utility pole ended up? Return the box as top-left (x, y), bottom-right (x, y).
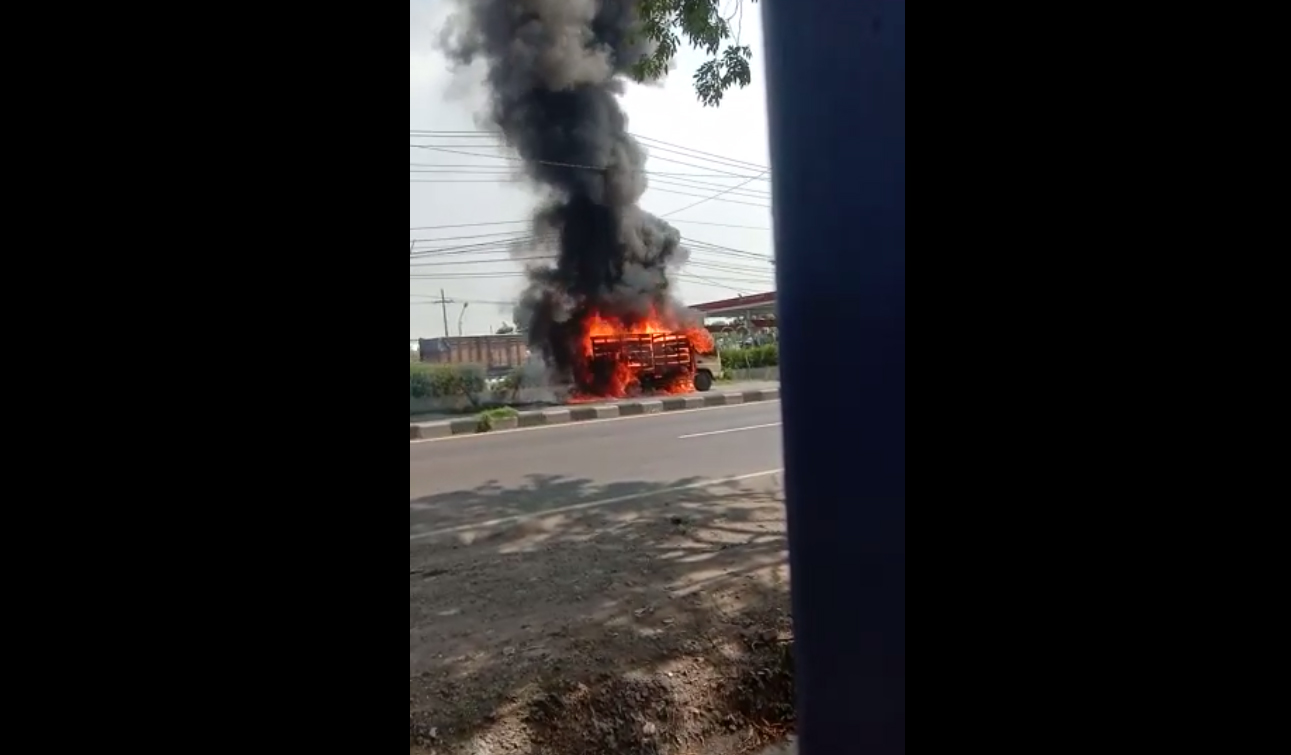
top-left (438, 289), bottom-right (454, 339)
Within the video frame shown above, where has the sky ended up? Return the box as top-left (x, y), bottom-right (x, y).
top-left (410, 0), bottom-right (774, 340)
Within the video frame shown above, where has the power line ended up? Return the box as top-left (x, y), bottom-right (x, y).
top-left (684, 235), bottom-right (774, 259)
top-left (675, 273), bottom-right (767, 295)
top-left (409, 177), bottom-right (771, 208)
top-left (414, 138), bottom-right (776, 211)
top-left (406, 173), bottom-right (771, 196)
top-left (407, 229), bottom-right (771, 269)
top-left (407, 172), bottom-right (771, 195)
top-left (410, 129), bottom-right (770, 173)
top-left (674, 219), bottom-right (771, 231)
top-left (409, 239), bottom-right (769, 268)
top-left (410, 164), bottom-right (766, 181)
top-left (408, 178), bottom-right (770, 208)
top-left (410, 218), bottom-right (769, 232)
top-left (409, 131), bottom-right (501, 139)
top-left (408, 173), bottom-right (770, 200)
top-left (408, 229), bottom-right (535, 245)
top-left (410, 272), bottom-right (529, 280)
top-left (686, 259), bottom-right (775, 276)
top-left (649, 178), bottom-right (770, 200)
top-left (409, 261), bottom-right (771, 280)
top-left (409, 250), bottom-right (772, 275)
top-left (419, 290), bottom-right (777, 311)
top-left (410, 244), bottom-right (557, 261)
top-left (410, 220), bottom-right (529, 232)
top-left (629, 132), bottom-right (768, 167)
top-left (409, 252), bottom-right (772, 278)
top-left (411, 262), bottom-right (770, 282)
top-left (409, 135), bottom-right (776, 282)
top-left (409, 143), bottom-right (770, 180)
top-left (407, 224), bottom-right (770, 254)
top-left (412, 273), bottom-right (767, 298)
top-left (661, 170), bottom-right (771, 218)
top-left (410, 255), bottom-right (556, 268)
top-left (635, 151), bottom-right (768, 179)
top-left (631, 134), bottom-right (770, 173)
top-left (409, 145), bottom-right (597, 172)
top-left (409, 235), bottom-right (550, 258)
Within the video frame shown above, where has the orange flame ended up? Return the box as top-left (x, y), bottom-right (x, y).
top-left (572, 305), bottom-right (715, 400)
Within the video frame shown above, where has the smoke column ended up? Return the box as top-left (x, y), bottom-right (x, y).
top-left (441, 0), bottom-right (695, 385)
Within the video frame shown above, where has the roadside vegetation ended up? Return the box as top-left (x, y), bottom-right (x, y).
top-left (412, 348), bottom-right (776, 403)
top-left (410, 363), bottom-right (487, 400)
top-left (721, 344), bottom-right (779, 370)
top-left (476, 407), bottom-right (520, 433)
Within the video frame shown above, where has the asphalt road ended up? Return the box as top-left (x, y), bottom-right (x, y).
top-left (409, 401), bottom-right (784, 537)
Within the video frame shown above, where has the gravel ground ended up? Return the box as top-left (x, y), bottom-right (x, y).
top-left (410, 473), bottom-right (795, 755)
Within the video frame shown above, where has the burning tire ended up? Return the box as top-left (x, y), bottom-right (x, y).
top-left (694, 370), bottom-right (714, 393)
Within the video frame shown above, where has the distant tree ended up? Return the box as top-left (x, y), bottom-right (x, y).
top-left (632, 0), bottom-right (757, 107)
top-left (496, 323), bottom-right (517, 335)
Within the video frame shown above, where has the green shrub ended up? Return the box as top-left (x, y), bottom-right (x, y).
top-left (409, 363), bottom-right (487, 400)
top-left (477, 407), bottom-right (520, 433)
top-left (498, 367), bottom-right (525, 392)
top-left (720, 344), bottom-right (779, 370)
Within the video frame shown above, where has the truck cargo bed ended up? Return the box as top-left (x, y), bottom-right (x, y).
top-left (418, 335), bottom-right (528, 372)
top-left (590, 333), bottom-right (694, 376)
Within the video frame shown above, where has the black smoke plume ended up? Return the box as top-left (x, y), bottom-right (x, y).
top-left (441, 0), bottom-right (694, 386)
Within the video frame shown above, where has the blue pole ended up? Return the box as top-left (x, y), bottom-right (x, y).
top-left (762, 1), bottom-right (907, 753)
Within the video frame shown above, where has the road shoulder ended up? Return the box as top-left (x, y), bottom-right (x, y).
top-left (409, 473), bottom-right (795, 755)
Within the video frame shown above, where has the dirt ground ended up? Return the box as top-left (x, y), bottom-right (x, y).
top-left (410, 473), bottom-right (795, 755)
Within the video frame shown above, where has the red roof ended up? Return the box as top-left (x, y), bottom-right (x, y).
top-left (692, 292), bottom-right (777, 313)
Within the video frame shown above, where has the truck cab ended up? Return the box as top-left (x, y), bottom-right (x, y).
top-left (694, 349), bottom-right (721, 392)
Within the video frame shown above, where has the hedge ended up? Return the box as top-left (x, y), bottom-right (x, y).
top-left (720, 344), bottom-right (779, 370)
top-left (410, 363), bottom-right (487, 400)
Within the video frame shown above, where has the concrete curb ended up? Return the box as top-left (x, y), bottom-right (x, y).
top-left (409, 387), bottom-right (780, 441)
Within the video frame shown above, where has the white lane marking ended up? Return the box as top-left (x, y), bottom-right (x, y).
top-left (409, 399), bottom-right (781, 446)
top-left (409, 469), bottom-right (783, 542)
top-left (678, 422), bottom-right (783, 440)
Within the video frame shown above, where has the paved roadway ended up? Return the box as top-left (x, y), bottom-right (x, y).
top-left (409, 401), bottom-right (783, 534)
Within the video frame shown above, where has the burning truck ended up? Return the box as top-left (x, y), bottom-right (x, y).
top-left (581, 308), bottom-right (720, 396)
top-left (442, 0), bottom-right (724, 400)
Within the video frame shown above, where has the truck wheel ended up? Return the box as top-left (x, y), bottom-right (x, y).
top-left (694, 371), bottom-right (714, 393)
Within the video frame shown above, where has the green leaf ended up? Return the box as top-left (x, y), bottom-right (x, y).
top-left (631, 0), bottom-right (759, 107)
